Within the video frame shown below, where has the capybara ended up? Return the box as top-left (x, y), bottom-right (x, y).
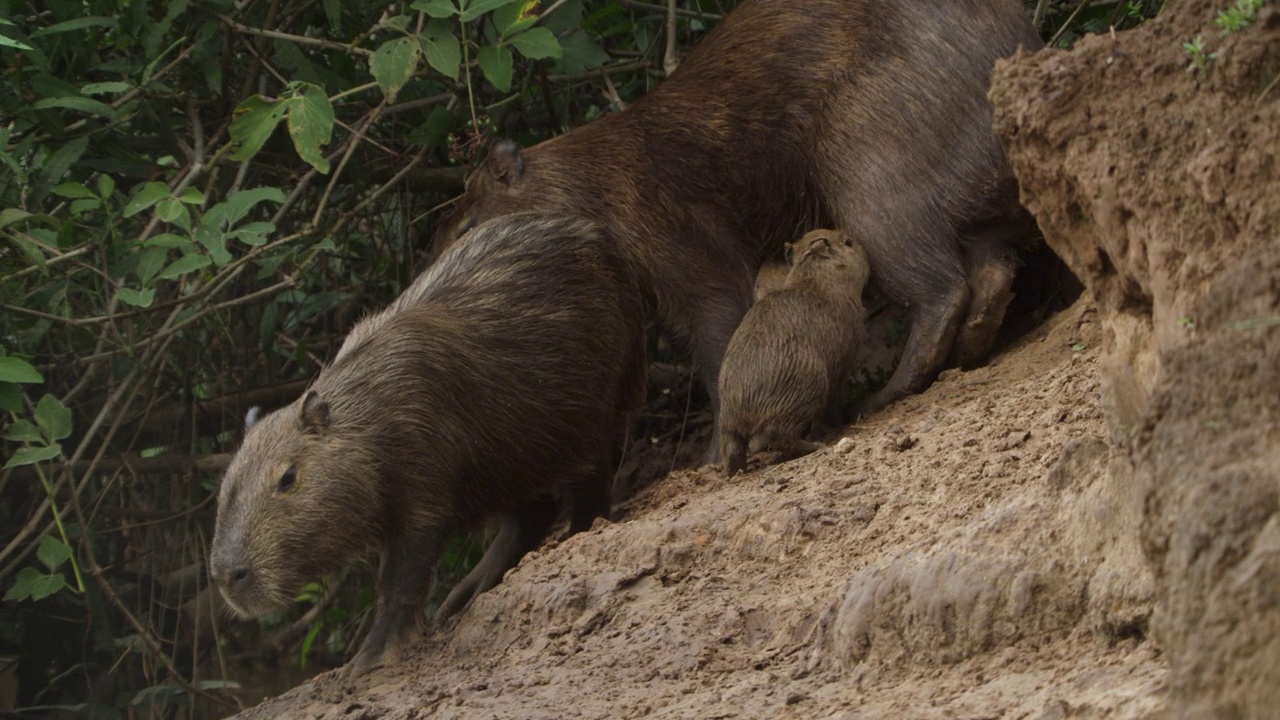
top-left (432, 0), bottom-right (1042, 462)
top-left (209, 213), bottom-right (646, 675)
top-left (718, 229), bottom-right (871, 476)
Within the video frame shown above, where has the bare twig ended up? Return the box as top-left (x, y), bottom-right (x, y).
top-left (663, 0), bottom-right (680, 77)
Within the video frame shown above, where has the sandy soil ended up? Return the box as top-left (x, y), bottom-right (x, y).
top-left (234, 299), bottom-right (1167, 719)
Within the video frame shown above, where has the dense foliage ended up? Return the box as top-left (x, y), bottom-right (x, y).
top-left (0, 0), bottom-right (1159, 716)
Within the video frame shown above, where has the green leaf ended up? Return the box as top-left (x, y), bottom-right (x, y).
top-left (30, 16), bottom-right (117, 37)
top-left (0, 357), bottom-right (43, 384)
top-left (508, 27), bottom-right (562, 60)
top-left (119, 287), bottom-right (156, 308)
top-left (81, 81), bottom-right (131, 96)
top-left (286, 84), bottom-right (334, 174)
top-left (30, 573), bottom-right (67, 601)
top-left (229, 222), bottom-right (275, 247)
top-left (143, 233), bottom-right (191, 249)
top-left (0, 208), bottom-right (33, 230)
top-left (136, 246), bottom-right (169, 283)
top-left (229, 95), bottom-right (289, 162)
top-left (3, 568), bottom-right (42, 601)
top-left (124, 182), bottom-right (172, 218)
top-left (408, 105), bottom-right (454, 148)
top-left (35, 394), bottom-right (72, 441)
top-left (29, 96), bottom-right (117, 120)
top-left (0, 384), bottom-right (21, 413)
top-left (4, 420), bottom-right (42, 443)
top-left (494, 0), bottom-right (538, 36)
top-left (322, 0), bottom-right (342, 31)
top-left (155, 197), bottom-right (191, 232)
top-left (195, 225), bottom-right (232, 267)
top-left (37, 136), bottom-right (88, 198)
top-left (178, 187), bottom-right (206, 205)
top-left (97, 174), bottom-right (115, 199)
top-left (0, 35), bottom-right (34, 51)
top-left (412, 0), bottom-right (457, 18)
top-left (370, 36), bottom-right (421, 100)
top-left (4, 444), bottom-right (62, 469)
top-left (557, 30), bottom-right (609, 74)
top-left (157, 254), bottom-right (211, 280)
top-left (37, 535), bottom-right (72, 571)
top-left (421, 21), bottom-right (461, 79)
top-left (50, 182), bottom-right (96, 200)
top-left (221, 187), bottom-right (287, 228)
top-left (460, 0), bottom-right (521, 22)
top-left (478, 45), bottom-right (514, 92)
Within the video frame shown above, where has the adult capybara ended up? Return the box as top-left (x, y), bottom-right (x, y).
top-left (209, 213), bottom-right (646, 676)
top-left (718, 229), bottom-right (871, 476)
top-left (433, 0), bottom-right (1042, 461)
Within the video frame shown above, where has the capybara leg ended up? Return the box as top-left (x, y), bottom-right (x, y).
top-left (783, 438), bottom-right (823, 458)
top-left (438, 496), bottom-right (558, 619)
top-left (723, 432), bottom-right (748, 477)
top-left (569, 460), bottom-right (613, 534)
top-left (952, 241), bottom-right (1016, 369)
top-left (695, 294), bottom-right (752, 465)
top-left (858, 280), bottom-right (969, 415)
top-left (349, 533), bottom-right (444, 677)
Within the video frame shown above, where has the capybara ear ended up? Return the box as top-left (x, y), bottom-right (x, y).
top-left (300, 390), bottom-right (330, 434)
top-left (486, 139), bottom-right (525, 187)
top-left (784, 242), bottom-right (796, 267)
top-left (244, 406), bottom-right (261, 431)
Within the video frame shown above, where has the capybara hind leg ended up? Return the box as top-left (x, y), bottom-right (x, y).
top-left (350, 533), bottom-right (444, 677)
top-left (952, 243), bottom-right (1016, 369)
top-left (782, 438), bottom-right (822, 459)
top-left (569, 460), bottom-right (613, 534)
top-left (859, 280), bottom-right (969, 415)
top-left (437, 496), bottom-right (558, 619)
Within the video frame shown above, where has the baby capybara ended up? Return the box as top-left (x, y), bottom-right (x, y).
top-left (433, 0), bottom-right (1042, 462)
top-left (718, 229), bottom-right (871, 476)
top-left (209, 213), bottom-right (645, 675)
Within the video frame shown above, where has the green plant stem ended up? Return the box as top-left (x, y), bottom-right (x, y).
top-left (32, 460), bottom-right (86, 593)
top-left (460, 20), bottom-right (481, 130)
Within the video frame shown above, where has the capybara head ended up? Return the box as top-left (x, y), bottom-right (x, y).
top-left (784, 228), bottom-right (871, 296)
top-left (433, 139), bottom-right (534, 256)
top-left (210, 390), bottom-right (383, 618)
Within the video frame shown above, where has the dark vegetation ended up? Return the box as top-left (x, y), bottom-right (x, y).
top-left (0, 0), bottom-right (1160, 716)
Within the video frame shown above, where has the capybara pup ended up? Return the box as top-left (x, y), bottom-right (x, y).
top-left (718, 229), bottom-right (871, 476)
top-left (432, 0), bottom-right (1041, 462)
top-left (209, 213), bottom-right (646, 676)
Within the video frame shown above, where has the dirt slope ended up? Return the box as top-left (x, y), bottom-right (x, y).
top-left (235, 300), bottom-right (1167, 719)
top-left (232, 0), bottom-right (1280, 715)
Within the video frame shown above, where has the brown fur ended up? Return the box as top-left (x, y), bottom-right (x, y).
top-left (718, 230), bottom-right (871, 476)
top-left (209, 213), bottom-right (646, 675)
top-left (432, 0), bottom-right (1042, 461)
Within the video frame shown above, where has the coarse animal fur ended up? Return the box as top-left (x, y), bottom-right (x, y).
top-left (209, 213), bottom-right (646, 676)
top-left (718, 229), bottom-right (871, 476)
top-left (432, 0), bottom-right (1042, 462)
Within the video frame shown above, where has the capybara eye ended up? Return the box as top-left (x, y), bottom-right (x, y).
top-left (277, 465), bottom-right (297, 492)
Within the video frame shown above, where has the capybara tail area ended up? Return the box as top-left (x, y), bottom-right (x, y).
top-left (723, 433), bottom-right (747, 477)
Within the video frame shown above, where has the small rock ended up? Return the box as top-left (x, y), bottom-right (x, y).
top-left (836, 437), bottom-right (857, 454)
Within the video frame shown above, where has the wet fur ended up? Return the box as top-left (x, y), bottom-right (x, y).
top-left (718, 230), bottom-right (871, 476)
top-left (210, 214), bottom-right (646, 674)
top-left (434, 0), bottom-right (1042, 460)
